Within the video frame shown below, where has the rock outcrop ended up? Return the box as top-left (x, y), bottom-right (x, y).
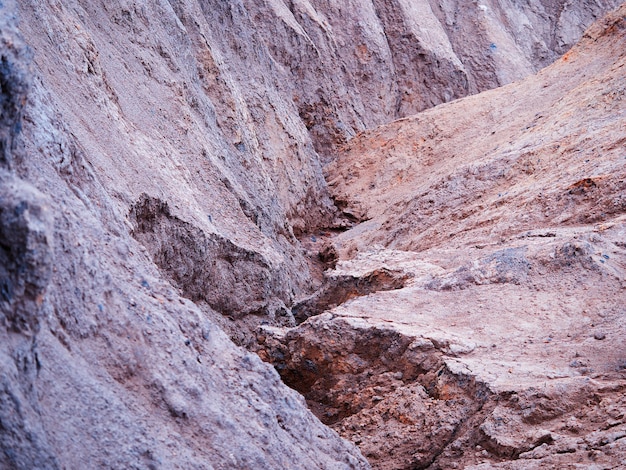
top-left (1, 0), bottom-right (624, 468)
top-left (1, 0), bottom-right (366, 467)
top-left (261, 4), bottom-right (626, 469)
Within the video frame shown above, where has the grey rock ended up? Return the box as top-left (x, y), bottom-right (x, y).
top-left (0, 1), bottom-right (368, 467)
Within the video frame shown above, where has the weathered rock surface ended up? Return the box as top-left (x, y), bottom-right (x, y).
top-left (236, 0), bottom-right (622, 155)
top-left (1, 0), bottom-right (368, 467)
top-left (1, 0), bottom-right (624, 468)
top-left (12, 0), bottom-right (620, 337)
top-left (260, 4), bottom-right (626, 469)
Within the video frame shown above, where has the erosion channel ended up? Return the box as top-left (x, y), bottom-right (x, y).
top-left (1, 1), bottom-right (625, 469)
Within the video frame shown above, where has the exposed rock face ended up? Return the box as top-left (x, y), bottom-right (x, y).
top-left (1, 0), bottom-right (624, 468)
top-left (233, 0), bottom-right (622, 155)
top-left (1, 0), bottom-right (367, 467)
top-left (13, 0), bottom-right (621, 335)
top-left (260, 5), bottom-right (626, 469)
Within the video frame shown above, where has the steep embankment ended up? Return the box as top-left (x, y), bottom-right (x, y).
top-left (0, 0), bottom-right (622, 468)
top-left (1, 1), bottom-right (366, 468)
top-left (12, 0), bottom-right (620, 340)
top-left (261, 5), bottom-right (626, 469)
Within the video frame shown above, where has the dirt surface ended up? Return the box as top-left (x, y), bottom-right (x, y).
top-left (260, 5), bottom-right (626, 469)
top-left (1, 0), bottom-right (624, 468)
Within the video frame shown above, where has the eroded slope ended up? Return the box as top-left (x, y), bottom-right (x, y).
top-left (0, 1), bottom-right (369, 468)
top-left (261, 5), bottom-right (626, 469)
top-left (12, 0), bottom-right (621, 341)
top-left (1, 0), bottom-right (624, 468)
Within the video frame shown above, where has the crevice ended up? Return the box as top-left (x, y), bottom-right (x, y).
top-left (257, 319), bottom-right (444, 424)
top-left (423, 378), bottom-right (498, 470)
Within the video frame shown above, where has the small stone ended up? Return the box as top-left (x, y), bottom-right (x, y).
top-left (449, 341), bottom-right (476, 355)
top-left (372, 395), bottom-right (384, 402)
top-left (594, 332), bottom-right (606, 340)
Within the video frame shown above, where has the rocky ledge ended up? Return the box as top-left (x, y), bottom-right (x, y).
top-left (259, 5), bottom-right (626, 469)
